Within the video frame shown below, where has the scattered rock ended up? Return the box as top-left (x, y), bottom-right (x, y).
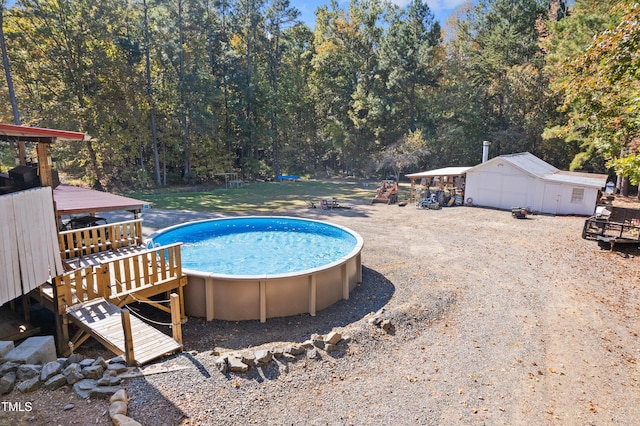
top-left (82, 365), bottom-right (104, 379)
top-left (16, 364), bottom-right (41, 381)
top-left (109, 356), bottom-right (126, 365)
top-left (0, 362), bottom-right (20, 375)
top-left (111, 414), bottom-right (142, 426)
top-left (17, 376), bottom-right (41, 393)
top-left (307, 348), bottom-right (320, 360)
top-left (381, 319), bottom-right (392, 331)
top-left (301, 340), bottom-right (315, 349)
top-left (107, 363), bottom-right (128, 374)
top-left (73, 379), bottom-right (98, 399)
top-left (0, 372), bottom-right (16, 395)
top-left (43, 373), bottom-right (67, 391)
top-left (40, 361), bottom-right (63, 382)
top-left (228, 357), bottom-right (249, 373)
top-left (214, 356), bottom-right (228, 373)
top-left (272, 347), bottom-right (284, 359)
top-left (93, 356), bottom-right (108, 370)
top-left (109, 400), bottom-right (128, 417)
top-left (241, 353), bottom-right (256, 367)
top-left (325, 331), bottom-right (342, 345)
top-left (63, 403), bottom-right (75, 411)
top-left (325, 344), bottom-right (339, 353)
top-left (66, 353), bottom-right (84, 366)
top-left (284, 344), bottom-right (305, 356)
top-left (63, 363), bottom-right (84, 385)
top-left (79, 358), bottom-right (95, 368)
top-left (312, 339), bottom-right (325, 349)
top-left (254, 349), bottom-right (272, 366)
top-left (110, 389), bottom-right (129, 403)
top-left (88, 386), bottom-right (122, 400)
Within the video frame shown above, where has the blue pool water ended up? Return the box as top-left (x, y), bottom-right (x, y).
top-left (150, 217), bottom-right (360, 276)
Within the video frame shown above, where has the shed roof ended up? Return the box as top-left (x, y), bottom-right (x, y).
top-left (53, 184), bottom-right (151, 216)
top-left (405, 166), bottom-right (472, 179)
top-left (468, 152), bottom-right (608, 188)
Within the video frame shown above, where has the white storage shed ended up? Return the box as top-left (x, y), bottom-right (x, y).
top-left (464, 152), bottom-right (608, 216)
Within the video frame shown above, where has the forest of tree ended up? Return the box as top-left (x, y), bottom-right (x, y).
top-left (0, 0), bottom-right (638, 193)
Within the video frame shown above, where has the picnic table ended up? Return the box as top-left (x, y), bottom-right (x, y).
top-left (320, 197), bottom-right (339, 209)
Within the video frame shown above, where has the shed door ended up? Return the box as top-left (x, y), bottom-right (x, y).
top-left (542, 184), bottom-right (561, 215)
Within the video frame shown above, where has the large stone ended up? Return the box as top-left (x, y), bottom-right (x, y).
top-left (111, 414), bottom-right (142, 426)
top-left (43, 374), bottom-right (67, 391)
top-left (97, 376), bottom-right (122, 386)
top-left (88, 386), bottom-right (122, 400)
top-left (73, 379), bottom-right (98, 399)
top-left (16, 376), bottom-right (41, 393)
top-left (82, 365), bottom-right (104, 379)
top-left (79, 358), bottom-right (95, 368)
top-left (0, 341), bottom-right (15, 359)
top-left (3, 336), bottom-right (56, 365)
top-left (325, 331), bottom-right (342, 345)
top-left (93, 356), bottom-right (108, 370)
top-left (16, 364), bottom-right (41, 380)
top-left (63, 364), bottom-right (84, 385)
top-left (0, 372), bottom-right (16, 395)
top-left (109, 401), bottom-right (128, 418)
top-left (40, 361), bottom-right (63, 382)
top-left (65, 353), bottom-right (84, 366)
top-left (110, 389), bottom-right (129, 403)
top-left (107, 363), bottom-right (128, 374)
top-left (0, 361), bottom-right (20, 375)
top-left (325, 344), bottom-right (339, 353)
top-left (228, 357), bottom-right (249, 373)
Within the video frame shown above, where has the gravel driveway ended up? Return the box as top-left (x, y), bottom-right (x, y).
top-left (6, 201), bottom-right (639, 425)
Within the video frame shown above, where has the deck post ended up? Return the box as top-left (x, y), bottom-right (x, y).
top-left (121, 308), bottom-right (135, 366)
top-left (170, 293), bottom-right (182, 345)
top-left (52, 282), bottom-right (69, 355)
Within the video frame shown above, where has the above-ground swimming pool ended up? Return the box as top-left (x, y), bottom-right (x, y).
top-left (150, 216), bottom-right (364, 322)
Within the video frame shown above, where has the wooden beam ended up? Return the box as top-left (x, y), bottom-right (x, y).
top-left (121, 308), bottom-right (135, 366)
top-left (170, 294), bottom-right (182, 345)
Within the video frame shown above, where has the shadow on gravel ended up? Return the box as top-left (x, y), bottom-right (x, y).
top-left (180, 266), bottom-right (395, 352)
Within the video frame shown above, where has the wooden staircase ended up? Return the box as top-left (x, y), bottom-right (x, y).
top-left (66, 297), bottom-right (182, 366)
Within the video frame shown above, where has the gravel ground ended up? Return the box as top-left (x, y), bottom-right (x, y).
top-left (4, 198), bottom-right (639, 425)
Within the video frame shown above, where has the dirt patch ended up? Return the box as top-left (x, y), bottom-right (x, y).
top-left (3, 199), bottom-right (639, 425)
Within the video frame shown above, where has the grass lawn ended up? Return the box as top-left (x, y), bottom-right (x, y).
top-left (125, 179), bottom-right (378, 213)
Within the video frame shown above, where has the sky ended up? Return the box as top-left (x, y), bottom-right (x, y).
top-left (4, 0), bottom-right (467, 28)
top-left (295, 0), bottom-right (470, 29)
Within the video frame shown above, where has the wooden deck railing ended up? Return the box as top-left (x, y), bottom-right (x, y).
top-left (58, 219), bottom-right (143, 259)
top-left (53, 243), bottom-right (184, 312)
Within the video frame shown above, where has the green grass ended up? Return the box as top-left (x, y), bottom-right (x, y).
top-left (124, 179), bottom-right (375, 213)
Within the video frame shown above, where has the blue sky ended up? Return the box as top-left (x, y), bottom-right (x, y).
top-left (295, 0), bottom-right (470, 28)
top-left (4, 0), bottom-right (467, 28)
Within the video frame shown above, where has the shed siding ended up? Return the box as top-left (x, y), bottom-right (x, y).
top-left (466, 160), bottom-right (600, 216)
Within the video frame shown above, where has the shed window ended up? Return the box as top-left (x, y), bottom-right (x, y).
top-left (571, 188), bottom-right (584, 203)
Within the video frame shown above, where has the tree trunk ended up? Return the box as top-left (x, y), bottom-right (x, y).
top-left (0, 8), bottom-right (19, 125)
top-left (144, 0), bottom-right (162, 185)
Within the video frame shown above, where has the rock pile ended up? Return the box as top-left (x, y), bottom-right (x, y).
top-left (213, 331), bottom-right (346, 374)
top-left (0, 352), bottom-right (134, 399)
top-left (1, 337), bottom-right (143, 426)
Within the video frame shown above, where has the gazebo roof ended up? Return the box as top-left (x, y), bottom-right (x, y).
top-left (53, 184), bottom-right (151, 216)
top-left (0, 123), bottom-right (89, 142)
